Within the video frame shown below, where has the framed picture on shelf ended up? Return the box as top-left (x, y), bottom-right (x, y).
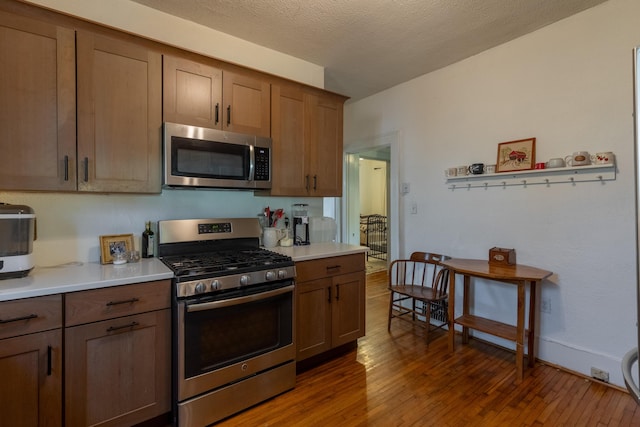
top-left (496, 137), bottom-right (536, 173)
top-left (99, 233), bottom-right (134, 264)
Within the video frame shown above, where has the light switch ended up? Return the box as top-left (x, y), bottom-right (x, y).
top-left (410, 202), bottom-right (418, 214)
top-left (401, 182), bottom-right (410, 194)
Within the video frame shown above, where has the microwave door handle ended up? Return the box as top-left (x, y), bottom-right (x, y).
top-left (248, 144), bottom-right (255, 181)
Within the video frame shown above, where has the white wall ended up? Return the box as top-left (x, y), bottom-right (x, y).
top-left (345, 0), bottom-right (640, 387)
top-left (2, 0), bottom-right (327, 265)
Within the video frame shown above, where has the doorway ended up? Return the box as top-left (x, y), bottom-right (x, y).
top-left (343, 144), bottom-right (393, 275)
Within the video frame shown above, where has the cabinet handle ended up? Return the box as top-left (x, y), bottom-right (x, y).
top-left (336, 284), bottom-right (340, 301)
top-left (313, 175), bottom-right (317, 191)
top-left (326, 265), bottom-right (341, 271)
top-left (47, 345), bottom-right (52, 376)
top-left (64, 155), bottom-right (69, 181)
top-left (0, 313), bottom-right (37, 324)
top-left (305, 175), bottom-right (310, 192)
top-left (327, 287), bottom-right (331, 303)
top-left (226, 105), bottom-right (231, 126)
top-left (106, 321), bottom-right (139, 332)
top-left (215, 103), bottom-right (220, 124)
top-left (83, 157), bottom-right (89, 182)
top-left (106, 297), bottom-right (139, 307)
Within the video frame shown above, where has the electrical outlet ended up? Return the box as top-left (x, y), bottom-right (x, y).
top-left (541, 297), bottom-right (551, 313)
top-left (410, 202), bottom-right (418, 214)
top-left (591, 367), bottom-right (609, 383)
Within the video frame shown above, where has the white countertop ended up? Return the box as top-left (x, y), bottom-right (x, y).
top-left (268, 242), bottom-right (368, 262)
top-left (0, 244), bottom-right (368, 302)
top-left (0, 259), bottom-right (174, 302)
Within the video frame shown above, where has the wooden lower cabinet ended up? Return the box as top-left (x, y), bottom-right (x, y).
top-left (0, 295), bottom-right (63, 427)
top-left (296, 254), bottom-right (366, 361)
top-left (64, 281), bottom-right (171, 427)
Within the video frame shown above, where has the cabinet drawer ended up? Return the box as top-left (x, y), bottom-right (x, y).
top-left (296, 253), bottom-right (365, 282)
top-left (0, 294), bottom-right (62, 340)
top-left (65, 280), bottom-right (171, 326)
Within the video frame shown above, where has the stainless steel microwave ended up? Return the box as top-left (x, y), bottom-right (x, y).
top-left (163, 122), bottom-right (271, 190)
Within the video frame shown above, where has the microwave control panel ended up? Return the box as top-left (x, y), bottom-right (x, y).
top-left (254, 148), bottom-right (270, 181)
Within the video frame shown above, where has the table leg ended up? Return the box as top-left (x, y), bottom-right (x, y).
top-left (528, 280), bottom-right (537, 368)
top-left (448, 270), bottom-right (456, 352)
top-left (516, 281), bottom-right (525, 381)
top-left (462, 275), bottom-right (470, 344)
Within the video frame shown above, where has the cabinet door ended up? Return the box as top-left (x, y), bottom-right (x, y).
top-left (163, 55), bottom-right (222, 129)
top-left (65, 310), bottom-right (170, 427)
top-left (0, 11), bottom-right (76, 191)
top-left (77, 31), bottom-right (162, 193)
top-left (270, 84), bottom-right (308, 196)
top-left (222, 70), bottom-right (270, 137)
top-left (332, 271), bottom-right (366, 347)
top-left (296, 277), bottom-right (332, 361)
top-left (0, 329), bottom-right (62, 427)
top-left (306, 93), bottom-right (344, 197)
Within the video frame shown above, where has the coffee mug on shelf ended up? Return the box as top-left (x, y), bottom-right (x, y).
top-left (445, 167), bottom-right (457, 178)
top-left (564, 151), bottom-right (590, 167)
top-left (484, 164), bottom-right (496, 174)
top-left (456, 165), bottom-right (468, 176)
top-left (546, 158), bottom-right (565, 168)
top-left (468, 163), bottom-right (484, 175)
top-left (534, 162), bottom-right (546, 170)
top-left (591, 152), bottom-right (614, 165)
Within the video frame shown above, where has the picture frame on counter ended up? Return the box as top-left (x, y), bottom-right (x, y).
top-left (496, 137), bottom-right (536, 173)
top-left (99, 233), bottom-right (134, 264)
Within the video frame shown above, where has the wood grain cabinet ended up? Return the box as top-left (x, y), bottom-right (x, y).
top-left (0, 295), bottom-right (63, 427)
top-left (295, 253), bottom-right (366, 361)
top-left (0, 11), bottom-right (76, 192)
top-left (270, 84), bottom-right (346, 196)
top-left (163, 55), bottom-right (271, 137)
top-left (0, 9), bottom-right (162, 193)
top-left (64, 280), bottom-right (171, 427)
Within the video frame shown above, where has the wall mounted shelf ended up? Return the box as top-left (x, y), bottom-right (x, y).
top-left (445, 164), bottom-right (616, 189)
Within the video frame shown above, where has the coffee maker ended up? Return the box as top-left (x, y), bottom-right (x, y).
top-left (292, 204), bottom-right (310, 246)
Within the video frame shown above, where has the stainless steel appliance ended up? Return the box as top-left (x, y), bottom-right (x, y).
top-left (157, 218), bottom-right (296, 426)
top-left (0, 203), bottom-right (36, 279)
top-left (292, 204), bottom-right (310, 246)
top-left (163, 122), bottom-right (272, 190)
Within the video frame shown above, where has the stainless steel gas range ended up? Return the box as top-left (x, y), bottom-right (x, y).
top-left (157, 218), bottom-right (296, 427)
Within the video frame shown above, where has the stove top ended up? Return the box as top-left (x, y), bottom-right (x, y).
top-left (157, 217), bottom-right (296, 298)
top-left (162, 248), bottom-right (294, 279)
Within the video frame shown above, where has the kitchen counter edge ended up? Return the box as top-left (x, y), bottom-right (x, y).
top-left (269, 242), bottom-right (368, 262)
top-left (0, 258), bottom-right (174, 302)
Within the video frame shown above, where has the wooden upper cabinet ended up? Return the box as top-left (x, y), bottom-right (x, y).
top-left (270, 85), bottom-right (345, 197)
top-left (77, 31), bottom-right (162, 193)
top-left (270, 84), bottom-right (308, 196)
top-left (163, 55), bottom-right (222, 129)
top-left (0, 11), bottom-right (76, 191)
top-left (163, 55), bottom-right (270, 137)
top-left (222, 70), bottom-right (271, 137)
top-left (307, 92), bottom-right (344, 197)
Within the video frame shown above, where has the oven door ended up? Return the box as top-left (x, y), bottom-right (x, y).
top-left (176, 281), bottom-right (295, 401)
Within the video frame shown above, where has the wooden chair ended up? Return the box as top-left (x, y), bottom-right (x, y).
top-left (388, 251), bottom-right (450, 344)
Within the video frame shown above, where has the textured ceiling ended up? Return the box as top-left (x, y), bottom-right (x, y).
top-left (130, 0), bottom-right (609, 101)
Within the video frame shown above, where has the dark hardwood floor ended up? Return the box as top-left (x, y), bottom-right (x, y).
top-left (218, 270), bottom-right (640, 426)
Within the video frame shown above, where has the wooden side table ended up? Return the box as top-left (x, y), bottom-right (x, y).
top-left (441, 259), bottom-right (552, 381)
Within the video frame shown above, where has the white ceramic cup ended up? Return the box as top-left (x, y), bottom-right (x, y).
top-left (456, 165), bottom-right (468, 176)
top-left (546, 158), bottom-right (565, 168)
top-left (484, 164), bottom-right (496, 174)
top-left (263, 227), bottom-right (285, 248)
top-left (445, 167), bottom-right (457, 178)
top-left (565, 151), bottom-right (590, 167)
top-left (591, 152), bottom-right (614, 165)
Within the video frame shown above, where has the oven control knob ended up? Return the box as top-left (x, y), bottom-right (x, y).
top-left (265, 270), bottom-right (276, 281)
top-left (194, 282), bottom-right (207, 294)
top-left (240, 275), bottom-right (250, 286)
top-left (210, 279), bottom-right (220, 290)
top-left (277, 270), bottom-right (288, 279)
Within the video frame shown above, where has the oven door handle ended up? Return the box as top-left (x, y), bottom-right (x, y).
top-left (186, 284), bottom-right (294, 312)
